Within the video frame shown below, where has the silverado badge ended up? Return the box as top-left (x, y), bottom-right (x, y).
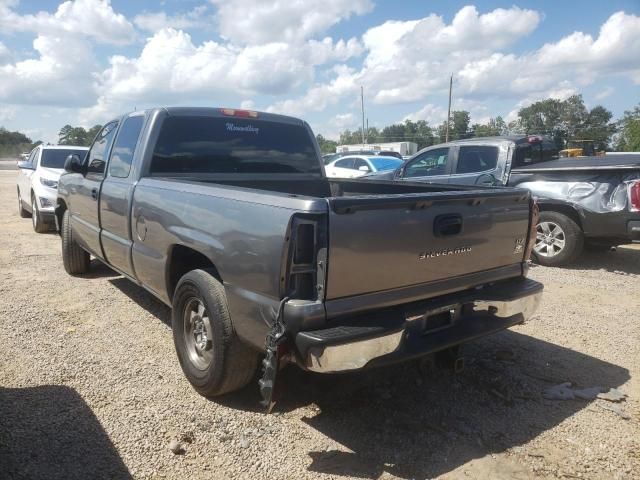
top-left (419, 246), bottom-right (472, 260)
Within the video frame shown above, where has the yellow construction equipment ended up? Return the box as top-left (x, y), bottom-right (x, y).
top-left (559, 140), bottom-right (605, 157)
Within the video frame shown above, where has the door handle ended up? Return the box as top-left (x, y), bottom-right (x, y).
top-left (91, 188), bottom-right (98, 200)
top-left (434, 214), bottom-right (463, 236)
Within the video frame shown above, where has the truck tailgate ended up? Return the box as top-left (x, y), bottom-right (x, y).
top-left (325, 189), bottom-right (531, 299)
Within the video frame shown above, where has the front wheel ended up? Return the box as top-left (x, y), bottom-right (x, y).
top-left (172, 269), bottom-right (258, 397)
top-left (31, 196), bottom-right (49, 233)
top-left (61, 209), bottom-right (90, 274)
top-left (17, 190), bottom-right (29, 218)
top-left (532, 211), bottom-right (584, 266)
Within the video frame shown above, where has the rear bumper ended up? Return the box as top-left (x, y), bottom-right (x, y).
top-left (628, 220), bottom-right (640, 241)
top-left (294, 277), bottom-right (542, 373)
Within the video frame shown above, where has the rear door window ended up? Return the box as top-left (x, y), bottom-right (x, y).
top-left (404, 148), bottom-right (449, 178)
top-left (86, 121), bottom-right (119, 177)
top-left (456, 146), bottom-right (499, 173)
top-left (109, 115), bottom-right (145, 178)
top-left (335, 158), bottom-right (355, 169)
top-left (150, 116), bottom-right (321, 175)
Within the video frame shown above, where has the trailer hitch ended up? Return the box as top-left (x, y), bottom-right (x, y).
top-left (259, 297), bottom-right (289, 413)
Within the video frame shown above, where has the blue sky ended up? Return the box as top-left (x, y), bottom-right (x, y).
top-left (0, 0), bottom-right (638, 143)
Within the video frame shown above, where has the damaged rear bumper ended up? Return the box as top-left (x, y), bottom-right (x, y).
top-left (294, 277), bottom-right (543, 373)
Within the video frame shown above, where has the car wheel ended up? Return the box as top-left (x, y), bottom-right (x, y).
top-left (31, 195), bottom-right (49, 233)
top-left (172, 269), bottom-right (258, 397)
top-left (61, 209), bottom-right (90, 274)
top-left (532, 211), bottom-right (584, 267)
top-left (17, 189), bottom-right (29, 218)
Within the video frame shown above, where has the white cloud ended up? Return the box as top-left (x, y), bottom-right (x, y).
top-left (278, 7), bottom-right (640, 129)
top-left (134, 6), bottom-right (211, 32)
top-left (83, 29), bottom-right (364, 122)
top-left (0, 105), bottom-right (16, 122)
top-left (0, 0), bottom-right (136, 45)
top-left (0, 34), bottom-right (95, 105)
top-left (210, 0), bottom-right (373, 44)
top-left (331, 112), bottom-right (355, 129)
top-left (403, 104), bottom-right (447, 124)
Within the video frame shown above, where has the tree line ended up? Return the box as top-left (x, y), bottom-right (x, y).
top-left (318, 95), bottom-right (640, 154)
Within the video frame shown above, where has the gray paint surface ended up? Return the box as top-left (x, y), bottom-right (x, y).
top-left (57, 107), bottom-right (533, 350)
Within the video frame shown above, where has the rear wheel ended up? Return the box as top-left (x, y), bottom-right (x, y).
top-left (17, 190), bottom-right (29, 218)
top-left (532, 211), bottom-right (583, 266)
top-left (61, 209), bottom-right (90, 274)
top-left (172, 269), bottom-right (258, 397)
top-left (31, 195), bottom-right (49, 233)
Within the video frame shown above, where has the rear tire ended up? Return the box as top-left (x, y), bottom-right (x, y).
top-left (532, 211), bottom-right (584, 267)
top-left (172, 269), bottom-right (258, 397)
top-left (17, 190), bottom-right (29, 218)
top-left (61, 209), bottom-right (90, 275)
top-left (31, 195), bottom-right (49, 233)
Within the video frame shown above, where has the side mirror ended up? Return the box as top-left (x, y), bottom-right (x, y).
top-left (17, 161), bottom-right (34, 170)
top-left (358, 165), bottom-right (370, 172)
top-left (64, 154), bottom-right (85, 175)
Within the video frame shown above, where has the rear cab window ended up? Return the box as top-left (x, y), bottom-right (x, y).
top-left (150, 116), bottom-right (321, 175)
top-left (456, 146), bottom-right (499, 173)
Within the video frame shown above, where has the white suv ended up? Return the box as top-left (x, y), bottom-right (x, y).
top-left (17, 145), bottom-right (89, 232)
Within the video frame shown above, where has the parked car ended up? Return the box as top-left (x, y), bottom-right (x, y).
top-left (366, 137), bottom-right (639, 266)
top-left (56, 107), bottom-right (542, 408)
top-left (16, 145), bottom-right (89, 232)
top-left (325, 155), bottom-right (404, 178)
top-left (323, 150), bottom-right (404, 164)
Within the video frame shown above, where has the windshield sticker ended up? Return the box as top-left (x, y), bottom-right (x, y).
top-left (226, 122), bottom-right (259, 134)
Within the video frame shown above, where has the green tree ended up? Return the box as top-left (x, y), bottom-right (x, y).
top-left (58, 124), bottom-right (103, 146)
top-left (315, 134), bottom-right (338, 154)
top-left (0, 127), bottom-right (36, 157)
top-left (517, 95), bottom-right (615, 150)
top-left (615, 105), bottom-right (640, 152)
top-left (472, 116), bottom-right (508, 137)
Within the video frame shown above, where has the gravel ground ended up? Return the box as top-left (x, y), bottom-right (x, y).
top-left (0, 169), bottom-right (638, 480)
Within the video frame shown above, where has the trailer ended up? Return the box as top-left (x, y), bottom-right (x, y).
top-left (336, 142), bottom-right (418, 157)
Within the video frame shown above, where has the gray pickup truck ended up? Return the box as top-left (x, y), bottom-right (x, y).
top-left (55, 107), bottom-right (542, 406)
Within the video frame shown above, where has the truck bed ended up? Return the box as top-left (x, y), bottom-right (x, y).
top-left (147, 175), bottom-right (532, 302)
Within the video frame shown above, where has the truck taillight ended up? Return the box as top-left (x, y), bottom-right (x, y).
top-left (525, 199), bottom-right (539, 262)
top-left (629, 181), bottom-right (640, 212)
top-left (220, 108), bottom-right (258, 118)
top-left (282, 215), bottom-right (327, 300)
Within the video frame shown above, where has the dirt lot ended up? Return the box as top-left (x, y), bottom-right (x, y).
top-left (0, 166), bottom-right (638, 479)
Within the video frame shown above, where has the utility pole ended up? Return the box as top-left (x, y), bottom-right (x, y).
top-left (445, 74), bottom-right (453, 142)
top-left (361, 86), bottom-right (366, 146)
top-left (366, 118), bottom-right (369, 143)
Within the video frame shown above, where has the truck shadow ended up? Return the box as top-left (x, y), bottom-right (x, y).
top-left (109, 277), bottom-right (172, 328)
top-left (560, 245), bottom-right (640, 275)
top-left (0, 385), bottom-right (132, 480)
top-left (104, 275), bottom-right (630, 478)
top-left (275, 330), bottom-right (629, 479)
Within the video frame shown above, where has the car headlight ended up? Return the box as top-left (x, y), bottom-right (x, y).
top-left (40, 177), bottom-right (58, 189)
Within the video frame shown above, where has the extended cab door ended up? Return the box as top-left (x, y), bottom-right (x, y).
top-left (400, 146), bottom-right (453, 183)
top-left (68, 121), bottom-right (119, 257)
top-left (99, 114), bottom-right (146, 277)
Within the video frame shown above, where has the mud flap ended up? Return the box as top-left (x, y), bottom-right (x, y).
top-left (259, 298), bottom-right (289, 413)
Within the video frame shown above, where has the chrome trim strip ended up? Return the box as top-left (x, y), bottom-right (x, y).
top-left (305, 290), bottom-right (542, 373)
top-left (473, 291), bottom-right (542, 319)
top-left (306, 331), bottom-right (403, 373)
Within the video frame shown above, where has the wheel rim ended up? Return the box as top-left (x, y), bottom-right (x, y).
top-left (182, 297), bottom-right (214, 370)
top-left (32, 199), bottom-right (37, 228)
top-left (534, 221), bottom-right (566, 258)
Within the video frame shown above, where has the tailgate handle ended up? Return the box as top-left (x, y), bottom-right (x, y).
top-left (434, 214), bottom-right (463, 236)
